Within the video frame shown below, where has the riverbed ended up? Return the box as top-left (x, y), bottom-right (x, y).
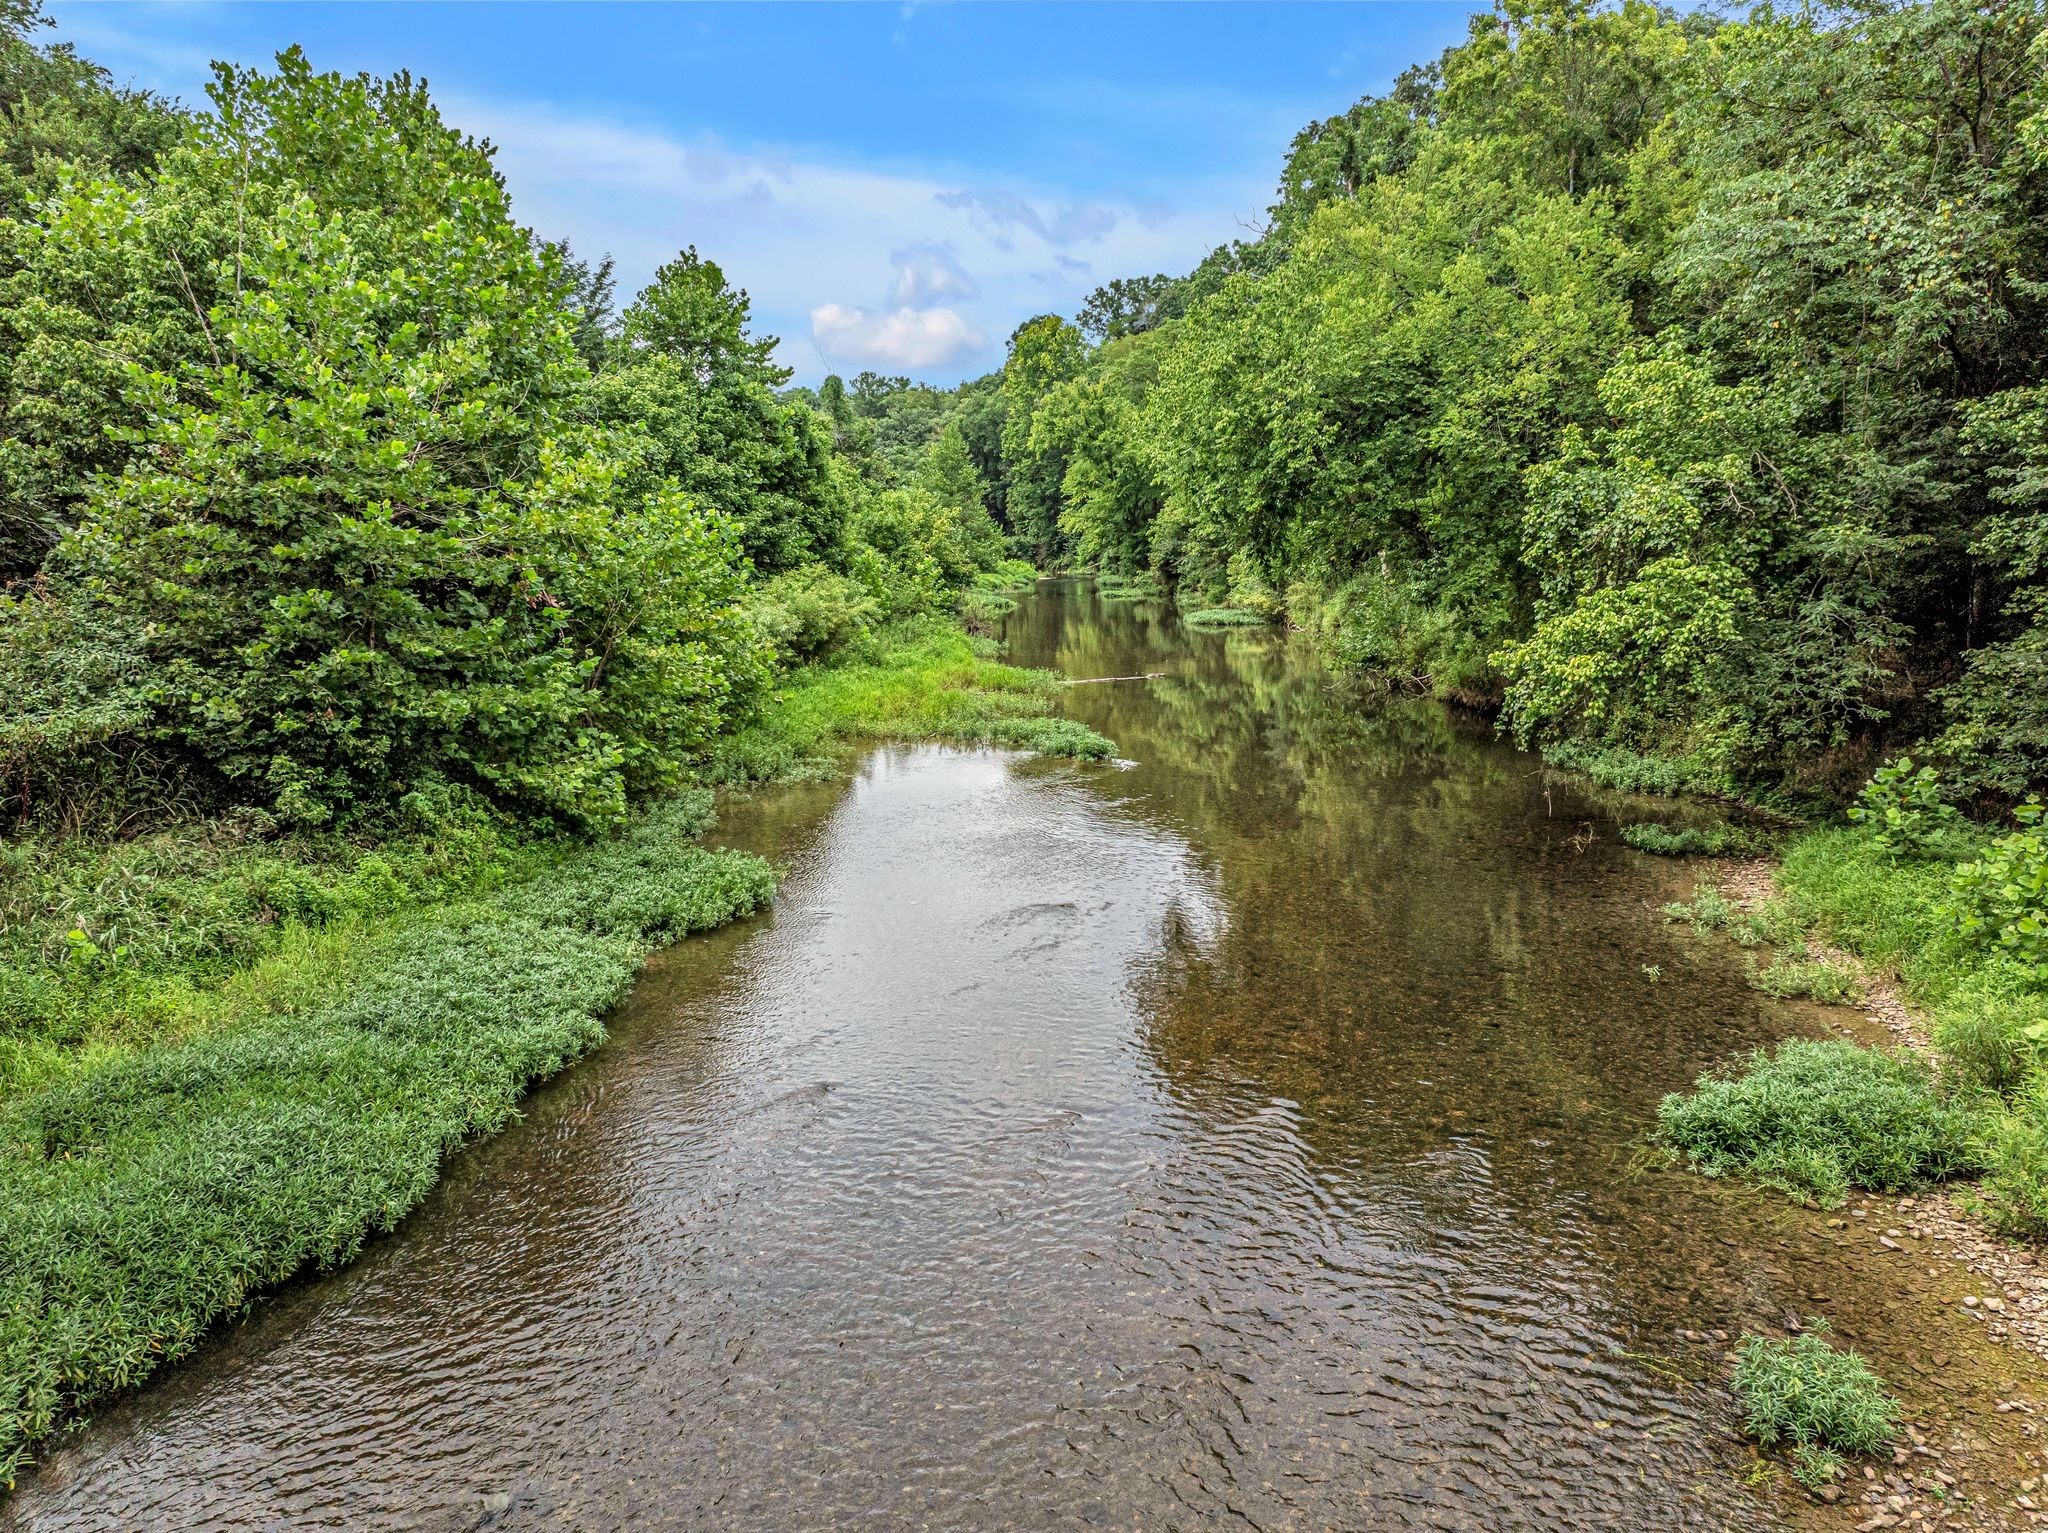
top-left (7, 579), bottom-right (2041, 1530)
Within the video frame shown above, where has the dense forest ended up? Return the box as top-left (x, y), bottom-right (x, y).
top-left (920, 0), bottom-right (2045, 809)
top-left (7, 0), bottom-right (2044, 828)
top-left (0, 0), bottom-right (1027, 836)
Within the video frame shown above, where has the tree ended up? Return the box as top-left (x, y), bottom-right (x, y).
top-left (42, 52), bottom-right (763, 824)
top-left (623, 245), bottom-right (787, 387)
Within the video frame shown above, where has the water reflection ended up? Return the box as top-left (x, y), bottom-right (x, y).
top-left (5, 581), bottom-right (2037, 1532)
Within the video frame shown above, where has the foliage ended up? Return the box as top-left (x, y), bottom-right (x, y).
top-left (1619, 822), bottom-right (1758, 857)
top-left (749, 565), bottom-right (878, 669)
top-left (1181, 607), bottom-right (1274, 629)
top-left (700, 617), bottom-right (1114, 785)
top-left (1655, 1039), bottom-right (1981, 1207)
top-left (1732, 1319), bottom-right (1900, 1485)
top-left (0, 794), bottom-right (774, 1485)
top-left (1846, 759), bottom-right (1963, 860)
top-left (1942, 804), bottom-right (2048, 979)
top-left (1979, 1090), bottom-right (2048, 1240)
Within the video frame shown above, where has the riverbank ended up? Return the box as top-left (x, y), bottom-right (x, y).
top-left (0, 613), bottom-right (1108, 1488)
top-left (1653, 826), bottom-right (2048, 1366)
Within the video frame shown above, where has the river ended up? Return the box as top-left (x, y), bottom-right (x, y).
top-left (7, 579), bottom-right (2039, 1530)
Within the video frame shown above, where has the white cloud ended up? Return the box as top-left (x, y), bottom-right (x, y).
top-left (264, 91), bottom-right (1260, 383)
top-left (890, 241), bottom-right (976, 306)
top-left (810, 303), bottom-right (988, 370)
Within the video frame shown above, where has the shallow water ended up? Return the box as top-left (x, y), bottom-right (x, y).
top-left (9, 580), bottom-right (2041, 1531)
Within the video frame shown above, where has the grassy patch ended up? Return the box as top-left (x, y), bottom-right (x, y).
top-left (1541, 740), bottom-right (1732, 798)
top-left (0, 795), bottom-right (774, 1486)
top-left (1621, 822), bottom-right (1764, 857)
top-left (702, 615), bottom-right (1114, 784)
top-left (1180, 606), bottom-right (1273, 629)
top-left (1095, 570), bottom-right (1166, 602)
top-left (1655, 1039), bottom-right (1981, 1207)
top-left (1732, 1320), bottom-right (1900, 1487)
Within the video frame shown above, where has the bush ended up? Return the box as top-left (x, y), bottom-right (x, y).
top-left (1845, 757), bottom-right (1963, 859)
top-left (1942, 804), bottom-right (2048, 980)
top-left (1656, 1039), bottom-right (1982, 1206)
top-left (1979, 1092), bottom-right (2048, 1240)
top-left (1934, 975), bottom-right (2048, 1099)
top-left (1732, 1320), bottom-right (1899, 1486)
top-left (750, 565), bottom-right (877, 667)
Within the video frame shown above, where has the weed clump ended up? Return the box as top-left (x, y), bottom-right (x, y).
top-left (1655, 1039), bottom-right (1981, 1206)
top-left (1622, 822), bottom-right (1761, 857)
top-left (1180, 606), bottom-right (1272, 629)
top-left (1732, 1319), bottom-right (1900, 1487)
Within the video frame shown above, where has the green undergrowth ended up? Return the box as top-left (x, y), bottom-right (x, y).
top-left (1661, 885), bottom-right (1861, 1005)
top-left (1656, 1039), bottom-right (1981, 1207)
top-left (1732, 1320), bottom-right (1900, 1488)
top-left (1095, 570), bottom-right (1167, 602)
top-left (1621, 822), bottom-right (1766, 857)
top-left (1180, 606), bottom-right (1274, 629)
top-left (1541, 741), bottom-right (1736, 799)
top-left (0, 793), bottom-right (774, 1485)
top-left (701, 614), bottom-right (1114, 783)
top-left (959, 560), bottom-right (1042, 632)
top-left (1778, 825), bottom-right (2048, 1238)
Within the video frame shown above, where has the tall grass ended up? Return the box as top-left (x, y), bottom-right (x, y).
top-left (701, 615), bottom-right (1112, 782)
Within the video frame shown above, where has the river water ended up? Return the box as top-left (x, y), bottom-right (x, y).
top-left (8, 580), bottom-right (2040, 1530)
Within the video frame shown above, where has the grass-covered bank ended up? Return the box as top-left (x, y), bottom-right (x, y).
top-left (0, 612), bottom-right (1107, 1487)
top-left (1653, 777), bottom-right (2048, 1243)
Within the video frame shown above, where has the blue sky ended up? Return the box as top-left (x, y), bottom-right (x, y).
top-left (47, 2), bottom-right (1484, 385)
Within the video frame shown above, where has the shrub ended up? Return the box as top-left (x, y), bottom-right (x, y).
top-left (1732, 1320), bottom-right (1899, 1486)
top-left (750, 565), bottom-right (877, 667)
top-left (1934, 975), bottom-right (2048, 1099)
top-left (1846, 757), bottom-right (1963, 859)
top-left (1942, 804), bottom-right (2048, 980)
top-left (1656, 1040), bottom-right (1981, 1206)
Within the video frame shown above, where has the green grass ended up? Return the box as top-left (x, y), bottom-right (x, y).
top-left (1777, 827), bottom-right (2048, 1236)
top-left (701, 615), bottom-right (1114, 783)
top-left (1655, 1039), bottom-right (1981, 1207)
top-left (0, 610), bottom-right (1112, 1485)
top-left (1732, 1319), bottom-right (1900, 1487)
top-left (0, 794), bottom-right (773, 1486)
top-left (1621, 821), bottom-right (1765, 857)
top-left (1541, 740), bottom-right (1733, 798)
top-left (1180, 606), bottom-right (1273, 629)
top-left (1095, 570), bottom-right (1166, 602)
